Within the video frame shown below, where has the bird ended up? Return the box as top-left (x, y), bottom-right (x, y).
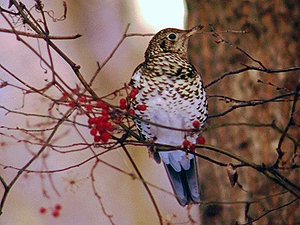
top-left (129, 26), bottom-right (208, 206)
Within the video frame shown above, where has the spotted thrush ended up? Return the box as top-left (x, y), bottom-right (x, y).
top-left (130, 26), bottom-right (208, 206)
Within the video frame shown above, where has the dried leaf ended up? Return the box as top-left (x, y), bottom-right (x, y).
top-left (226, 163), bottom-right (238, 187)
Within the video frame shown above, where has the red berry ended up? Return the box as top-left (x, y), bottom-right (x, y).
top-left (128, 109), bottom-right (135, 115)
top-left (129, 89), bottom-right (139, 98)
top-left (96, 100), bottom-right (109, 110)
top-left (88, 117), bottom-right (97, 125)
top-left (68, 101), bottom-right (76, 107)
top-left (96, 100), bottom-right (105, 108)
top-left (104, 122), bottom-right (113, 131)
top-left (54, 204), bottom-right (62, 211)
top-left (102, 109), bottom-right (109, 116)
top-left (94, 135), bottom-right (101, 142)
top-left (97, 126), bottom-right (105, 135)
top-left (39, 207), bottom-right (47, 214)
top-left (190, 144), bottom-right (196, 151)
top-left (90, 128), bottom-right (97, 136)
top-left (52, 210), bottom-right (60, 218)
top-left (137, 104), bottom-right (147, 111)
top-left (102, 103), bottom-right (109, 110)
top-left (119, 98), bottom-right (127, 110)
top-left (101, 132), bottom-right (111, 143)
top-left (101, 115), bottom-right (109, 122)
top-left (96, 116), bottom-right (108, 123)
top-left (182, 139), bottom-right (191, 148)
top-left (85, 104), bottom-right (93, 111)
top-left (96, 116), bottom-right (103, 122)
top-left (192, 120), bottom-right (200, 128)
top-left (93, 118), bottom-right (99, 124)
top-left (96, 121), bottom-right (104, 130)
top-left (88, 117), bottom-right (94, 125)
top-left (120, 104), bottom-right (126, 110)
top-left (196, 136), bottom-right (205, 145)
top-left (120, 98), bottom-right (127, 106)
top-left (114, 117), bottom-right (121, 124)
top-left (78, 96), bottom-right (87, 103)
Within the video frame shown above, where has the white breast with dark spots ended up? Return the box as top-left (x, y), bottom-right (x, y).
top-left (131, 70), bottom-right (207, 146)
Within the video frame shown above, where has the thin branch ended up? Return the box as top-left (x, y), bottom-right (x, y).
top-left (90, 160), bottom-right (115, 225)
top-left (7, 0), bottom-right (98, 98)
top-left (0, 11), bottom-right (75, 94)
top-left (208, 121), bottom-right (300, 148)
top-left (205, 65), bottom-right (300, 88)
top-left (0, 27), bottom-right (81, 39)
top-left (0, 107), bottom-right (74, 215)
top-left (210, 24), bottom-right (266, 69)
top-left (274, 85), bottom-right (300, 165)
top-left (208, 92), bottom-right (298, 118)
top-left (89, 24), bottom-right (131, 86)
top-left (239, 198), bottom-right (299, 225)
top-left (198, 145), bottom-right (300, 198)
top-left (0, 105), bottom-right (87, 128)
top-left (120, 143), bottom-right (163, 225)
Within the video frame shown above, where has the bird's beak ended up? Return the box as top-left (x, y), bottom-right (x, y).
top-left (181, 25), bottom-right (204, 40)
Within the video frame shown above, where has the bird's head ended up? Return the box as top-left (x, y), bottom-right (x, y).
top-left (145, 25), bottom-right (203, 59)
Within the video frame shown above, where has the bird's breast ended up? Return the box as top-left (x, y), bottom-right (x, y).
top-left (132, 71), bottom-right (207, 144)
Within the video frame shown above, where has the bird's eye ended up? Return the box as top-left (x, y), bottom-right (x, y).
top-left (168, 33), bottom-right (177, 40)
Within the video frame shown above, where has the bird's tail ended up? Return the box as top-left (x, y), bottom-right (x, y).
top-left (163, 157), bottom-right (200, 206)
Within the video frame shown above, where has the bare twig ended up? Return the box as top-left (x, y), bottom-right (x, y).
top-left (0, 27), bottom-right (81, 39)
top-left (239, 198), bottom-right (299, 225)
top-left (205, 65), bottom-right (300, 88)
top-left (89, 24), bottom-right (131, 86)
top-left (120, 144), bottom-right (163, 225)
top-left (0, 107), bottom-right (74, 215)
top-left (274, 85), bottom-right (300, 166)
top-left (209, 24), bottom-right (266, 69)
top-left (208, 92), bottom-right (298, 118)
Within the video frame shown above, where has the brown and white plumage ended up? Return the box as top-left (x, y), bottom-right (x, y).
top-left (130, 26), bottom-right (208, 206)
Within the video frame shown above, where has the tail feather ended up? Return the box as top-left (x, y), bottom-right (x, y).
top-left (163, 158), bottom-right (200, 206)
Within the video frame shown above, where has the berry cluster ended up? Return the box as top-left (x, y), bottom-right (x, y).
top-left (181, 120), bottom-right (206, 151)
top-left (181, 136), bottom-right (205, 152)
top-left (87, 100), bottom-right (113, 143)
top-left (39, 203), bottom-right (62, 218)
top-left (66, 88), bottom-right (204, 147)
top-left (119, 88), bottom-right (146, 114)
top-left (65, 88), bottom-right (147, 144)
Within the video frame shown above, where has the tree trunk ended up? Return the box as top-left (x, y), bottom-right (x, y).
top-left (186, 1), bottom-right (300, 224)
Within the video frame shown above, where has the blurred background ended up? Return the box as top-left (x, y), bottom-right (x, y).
top-left (0, 0), bottom-right (299, 225)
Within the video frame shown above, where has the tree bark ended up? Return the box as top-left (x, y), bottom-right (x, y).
top-left (186, 1), bottom-right (300, 224)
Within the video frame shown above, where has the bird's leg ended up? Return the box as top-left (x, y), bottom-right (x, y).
top-left (147, 137), bottom-right (161, 163)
